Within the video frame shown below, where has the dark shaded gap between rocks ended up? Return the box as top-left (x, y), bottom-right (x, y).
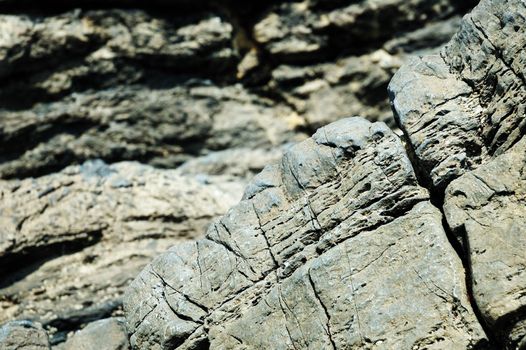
top-left (392, 110), bottom-right (500, 349)
top-left (44, 299), bottom-right (123, 345)
top-left (0, 229), bottom-right (104, 289)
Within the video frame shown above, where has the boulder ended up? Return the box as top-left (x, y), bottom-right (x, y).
top-left (62, 317), bottom-right (129, 350)
top-left (124, 118), bottom-right (488, 349)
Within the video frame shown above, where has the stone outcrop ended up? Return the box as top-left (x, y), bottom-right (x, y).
top-left (6, 0), bottom-right (526, 349)
top-left (389, 0), bottom-right (526, 347)
top-left (124, 118), bottom-right (488, 349)
top-left (0, 1), bottom-right (475, 181)
top-left (0, 161), bottom-right (243, 344)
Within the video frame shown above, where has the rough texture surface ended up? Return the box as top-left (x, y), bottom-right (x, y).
top-left (389, 0), bottom-right (526, 190)
top-left (61, 317), bottom-right (129, 350)
top-left (124, 118), bottom-right (487, 349)
top-left (444, 137), bottom-right (526, 349)
top-left (0, 161), bottom-right (243, 343)
top-left (389, 0), bottom-right (526, 347)
top-left (6, 0), bottom-right (519, 349)
top-left (0, 320), bottom-right (50, 350)
top-left (0, 1), bottom-right (475, 180)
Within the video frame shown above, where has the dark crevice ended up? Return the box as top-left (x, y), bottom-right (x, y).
top-left (0, 229), bottom-right (104, 289)
top-left (44, 299), bottom-right (122, 345)
top-left (191, 336), bottom-right (211, 350)
top-left (307, 270), bottom-right (337, 350)
top-left (393, 102), bottom-right (500, 349)
top-left (0, 119), bottom-right (100, 162)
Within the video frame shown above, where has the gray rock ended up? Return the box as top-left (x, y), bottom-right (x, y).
top-left (175, 147), bottom-right (288, 181)
top-left (444, 137), bottom-right (526, 348)
top-left (0, 1), bottom-right (486, 348)
top-left (124, 118), bottom-right (487, 349)
top-left (0, 10), bottom-right (236, 88)
top-left (0, 2), bottom-right (476, 180)
top-left (0, 320), bottom-right (50, 350)
top-left (390, 0), bottom-right (526, 347)
top-left (62, 317), bottom-right (129, 350)
top-left (389, 0), bottom-right (526, 190)
top-left (0, 161), bottom-right (244, 338)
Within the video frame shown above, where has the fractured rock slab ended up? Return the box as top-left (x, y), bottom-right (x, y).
top-left (124, 118), bottom-right (488, 349)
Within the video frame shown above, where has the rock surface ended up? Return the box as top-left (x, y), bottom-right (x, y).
top-left (0, 320), bottom-right (50, 350)
top-left (444, 137), bottom-right (526, 348)
top-left (0, 1), bottom-right (475, 180)
top-left (389, 0), bottom-right (526, 190)
top-left (0, 160), bottom-right (243, 343)
top-left (61, 317), bottom-right (129, 350)
top-left (124, 118), bottom-right (487, 349)
top-left (390, 0), bottom-right (526, 347)
top-left (5, 0), bottom-right (520, 349)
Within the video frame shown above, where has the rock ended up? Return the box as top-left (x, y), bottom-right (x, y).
top-left (267, 15), bottom-right (466, 130)
top-left (0, 84), bottom-right (303, 179)
top-left (253, 0), bottom-right (475, 63)
top-left (62, 317), bottom-right (129, 350)
top-left (124, 118), bottom-right (487, 349)
top-left (444, 137), bottom-right (526, 348)
top-left (0, 9), bottom-right (308, 181)
top-left (389, 0), bottom-right (526, 190)
top-left (175, 147), bottom-right (288, 180)
top-left (0, 320), bottom-right (50, 350)
top-left (0, 0), bottom-right (485, 348)
top-left (390, 0), bottom-right (526, 347)
top-left (0, 160), bottom-right (244, 340)
top-left (270, 50), bottom-right (404, 129)
top-left (0, 2), bottom-right (477, 180)
top-left (0, 10), bottom-right (236, 93)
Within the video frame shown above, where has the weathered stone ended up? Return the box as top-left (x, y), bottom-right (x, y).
top-left (268, 16), bottom-right (465, 130)
top-left (253, 0), bottom-right (475, 63)
top-left (0, 10), bottom-right (236, 88)
top-left (390, 0), bottom-right (526, 347)
top-left (0, 2), bottom-right (477, 181)
top-left (0, 84), bottom-right (303, 179)
top-left (444, 137), bottom-right (526, 348)
top-left (0, 320), bottom-right (50, 350)
top-left (62, 317), bottom-right (129, 350)
top-left (389, 0), bottom-right (526, 190)
top-left (0, 1), bottom-right (488, 348)
top-left (0, 160), bottom-right (243, 339)
top-left (124, 118), bottom-right (487, 349)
